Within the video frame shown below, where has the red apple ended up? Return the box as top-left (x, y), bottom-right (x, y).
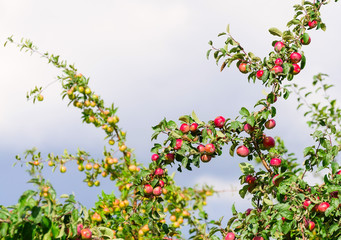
top-left (265, 119), bottom-right (276, 129)
top-left (274, 41), bottom-right (285, 52)
top-left (272, 174), bottom-right (283, 186)
top-left (337, 170), bottom-right (341, 175)
top-left (245, 175), bottom-right (256, 184)
top-left (180, 123), bottom-right (190, 133)
top-left (201, 154), bottom-right (212, 163)
top-left (245, 208), bottom-right (252, 216)
top-left (174, 139), bottom-right (183, 150)
top-left (290, 52), bottom-right (302, 64)
top-left (165, 153), bottom-right (175, 163)
top-left (151, 154), bottom-right (159, 161)
top-left (263, 136), bottom-right (275, 149)
top-left (154, 168), bottom-right (164, 176)
top-left (205, 143), bottom-right (215, 154)
top-left (153, 186), bottom-right (162, 196)
top-left (159, 180), bottom-right (165, 188)
top-left (301, 36), bottom-right (311, 45)
top-left (303, 199), bottom-right (311, 209)
top-left (81, 228), bottom-right (92, 240)
top-left (317, 202), bottom-right (330, 212)
top-left (225, 232), bottom-right (235, 240)
top-left (272, 65), bottom-right (283, 74)
top-left (238, 63), bottom-right (248, 74)
top-left (214, 116), bottom-right (226, 128)
top-left (144, 184), bottom-right (153, 195)
top-left (190, 123), bottom-right (198, 132)
top-left (308, 20), bottom-right (317, 28)
top-left (236, 145), bottom-right (250, 157)
top-left (275, 58), bottom-right (283, 66)
top-left (292, 64), bottom-right (301, 75)
top-left (244, 123), bottom-right (254, 133)
top-left (270, 158), bottom-right (281, 167)
top-left (77, 224), bottom-right (83, 235)
top-left (253, 236), bottom-right (264, 240)
top-left (308, 221), bottom-right (315, 231)
top-left (197, 144), bottom-right (205, 153)
top-left (256, 70), bottom-right (264, 80)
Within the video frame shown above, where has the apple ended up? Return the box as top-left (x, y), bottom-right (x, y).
top-left (201, 154), bottom-right (212, 163)
top-left (275, 58), bottom-right (283, 66)
top-left (272, 65), bottom-right (283, 74)
top-left (159, 180), bottom-right (165, 187)
top-left (263, 136), bottom-right (275, 149)
top-left (238, 63), bottom-right (248, 74)
top-left (180, 123), bottom-right (190, 133)
top-left (290, 52), bottom-right (302, 64)
top-left (60, 165), bottom-right (67, 173)
top-left (256, 70), bottom-right (264, 80)
top-left (274, 41), bottom-right (285, 52)
top-left (174, 139), bottom-right (183, 150)
top-left (37, 94), bottom-right (44, 101)
top-left (165, 153), bottom-right (175, 163)
top-left (197, 144), bottom-right (205, 153)
top-left (81, 228), bottom-right (92, 240)
top-left (337, 170), bottom-right (341, 175)
top-left (205, 143), bottom-right (215, 154)
top-left (190, 123), bottom-right (198, 132)
top-left (303, 199), bottom-right (311, 209)
top-left (153, 186), bottom-right (162, 196)
top-left (270, 158), bottom-right (281, 167)
top-left (317, 202), bottom-right (330, 212)
top-left (155, 168), bottom-right (164, 176)
top-left (245, 175), bottom-right (256, 184)
top-left (236, 145), bottom-right (250, 157)
top-left (245, 208), bottom-right (252, 216)
top-left (301, 35), bottom-right (311, 45)
top-left (272, 174), bottom-right (283, 186)
top-left (308, 20), bottom-right (317, 28)
top-left (265, 119), bottom-right (276, 129)
top-left (244, 123), bottom-right (254, 133)
top-left (214, 116), bottom-right (226, 128)
top-left (308, 221), bottom-right (315, 231)
top-left (77, 224), bottom-right (83, 235)
top-left (225, 232), bottom-right (235, 240)
top-left (84, 87), bottom-right (91, 95)
top-left (144, 184), bottom-right (153, 195)
top-left (292, 64), bottom-right (301, 75)
top-left (151, 154), bottom-right (159, 161)
top-left (253, 236), bottom-right (264, 240)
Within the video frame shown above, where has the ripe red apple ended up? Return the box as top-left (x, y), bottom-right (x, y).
top-left (159, 180), bottom-right (165, 188)
top-left (144, 184), bottom-right (153, 195)
top-left (81, 228), bottom-right (92, 240)
top-left (270, 158), bottom-right (281, 167)
top-left (151, 154), bottom-right (159, 161)
top-left (253, 236), bottom-right (264, 240)
top-left (303, 199), bottom-right (311, 209)
top-left (174, 139), bottom-right (183, 150)
top-left (236, 145), bottom-right (250, 157)
top-left (238, 63), bottom-right (248, 74)
top-left (337, 170), bottom-right (341, 175)
top-left (77, 224), bottom-right (83, 235)
top-left (292, 64), bottom-right (301, 75)
top-left (197, 144), bottom-right (205, 153)
top-left (308, 221), bottom-right (315, 231)
top-left (317, 202), bottom-right (330, 212)
top-left (153, 186), bottom-right (162, 196)
top-left (154, 168), bottom-right (164, 176)
top-left (272, 65), bottom-right (283, 74)
top-left (225, 232), bottom-right (235, 240)
top-left (265, 119), bottom-right (276, 129)
top-left (190, 123), bottom-right (198, 132)
top-left (245, 208), bottom-right (252, 216)
top-left (256, 70), bottom-right (264, 80)
top-left (200, 154), bottom-right (212, 163)
top-left (308, 20), bottom-right (317, 28)
top-left (244, 123), bottom-right (254, 133)
top-left (165, 153), bottom-right (175, 163)
top-left (274, 41), bottom-right (285, 52)
top-left (205, 143), bottom-right (215, 154)
top-left (180, 123), bottom-right (190, 133)
top-left (275, 58), bottom-right (283, 66)
top-left (245, 175), bottom-right (256, 184)
top-left (263, 136), bottom-right (275, 149)
top-left (214, 116), bottom-right (226, 128)
top-left (290, 52), bottom-right (302, 64)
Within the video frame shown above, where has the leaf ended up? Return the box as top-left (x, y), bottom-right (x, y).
top-left (263, 198), bottom-right (273, 206)
top-left (191, 111), bottom-right (203, 124)
top-left (268, 27), bottom-right (283, 37)
top-left (239, 162), bottom-right (254, 174)
top-left (218, 32), bottom-right (226, 37)
top-left (206, 49), bottom-right (212, 60)
top-left (300, 55), bottom-right (306, 70)
top-left (226, 24), bottom-right (230, 33)
top-left (239, 107), bottom-right (250, 117)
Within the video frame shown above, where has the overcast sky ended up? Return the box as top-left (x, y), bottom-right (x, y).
top-left (1, 0), bottom-right (341, 225)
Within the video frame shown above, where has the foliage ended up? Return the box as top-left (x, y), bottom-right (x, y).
top-left (1, 0), bottom-right (341, 239)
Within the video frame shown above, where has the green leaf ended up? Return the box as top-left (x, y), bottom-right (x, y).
top-left (263, 198), bottom-right (273, 206)
top-left (300, 55), bottom-right (306, 70)
top-left (226, 24), bottom-right (230, 34)
top-left (206, 49), bottom-right (212, 60)
top-left (191, 111), bottom-right (203, 124)
top-left (239, 107), bottom-right (250, 117)
top-left (231, 203), bottom-right (237, 215)
top-left (239, 162), bottom-right (254, 174)
top-left (268, 27), bottom-right (283, 37)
